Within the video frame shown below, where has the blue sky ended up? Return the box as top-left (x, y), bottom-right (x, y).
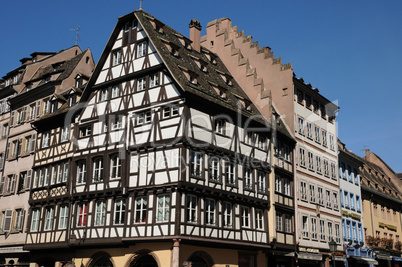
top-left (1, 0), bottom-right (401, 172)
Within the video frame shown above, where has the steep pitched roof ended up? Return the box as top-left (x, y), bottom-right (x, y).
top-left (83, 10), bottom-right (270, 127)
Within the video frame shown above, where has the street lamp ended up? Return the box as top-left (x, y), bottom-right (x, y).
top-left (329, 238), bottom-right (337, 267)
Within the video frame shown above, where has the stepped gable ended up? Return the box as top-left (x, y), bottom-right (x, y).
top-left (133, 10), bottom-right (268, 126)
top-left (205, 18), bottom-right (292, 71)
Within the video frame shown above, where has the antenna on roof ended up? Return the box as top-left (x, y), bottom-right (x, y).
top-left (70, 25), bottom-right (80, 45)
top-left (140, 0), bottom-right (143, 10)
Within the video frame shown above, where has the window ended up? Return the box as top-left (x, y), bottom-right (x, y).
top-left (257, 135), bottom-right (266, 150)
top-left (44, 207), bottom-right (54, 231)
top-left (350, 193), bottom-right (355, 210)
top-left (186, 195), bottom-right (197, 223)
top-left (137, 41), bottom-right (147, 57)
top-left (322, 130), bottom-right (327, 147)
top-left (61, 126), bottom-right (69, 142)
top-left (205, 199), bottom-right (215, 225)
top-left (190, 152), bottom-right (202, 178)
top-left (223, 202), bottom-right (232, 227)
top-left (5, 174), bottom-right (16, 194)
top-left (276, 212), bottom-right (283, 231)
top-left (112, 49), bottom-right (122, 66)
top-left (318, 187), bottom-right (324, 205)
top-left (209, 157), bottom-right (220, 182)
top-left (344, 191), bottom-right (349, 208)
top-left (328, 222), bottom-right (333, 241)
top-left (215, 119), bottom-right (225, 134)
top-left (320, 219), bottom-right (325, 240)
top-left (135, 197), bottom-right (147, 223)
top-left (331, 162), bottom-right (336, 179)
top-left (31, 209), bottom-right (40, 232)
top-left (299, 148), bottom-right (306, 167)
top-left (29, 104), bottom-right (36, 120)
top-left (150, 73), bottom-right (159, 87)
top-left (13, 209), bottom-right (23, 231)
top-left (1, 124), bottom-right (8, 139)
top-left (275, 175), bottom-right (282, 193)
top-left (309, 184), bottom-right (316, 203)
top-left (77, 203), bottom-right (88, 227)
top-left (316, 156), bottom-right (322, 173)
top-left (297, 89), bottom-right (304, 103)
top-left (244, 131), bottom-right (253, 145)
top-left (347, 166), bottom-right (352, 182)
top-left (1, 210), bottom-right (12, 232)
top-left (244, 168), bottom-right (252, 190)
top-left (308, 151), bottom-right (314, 170)
top-left (374, 204), bottom-right (378, 216)
top-left (111, 85), bottom-right (120, 98)
top-left (76, 160), bottom-right (86, 184)
top-left (137, 77), bottom-right (146, 91)
top-left (302, 215), bottom-right (309, 238)
top-left (226, 162), bottom-right (235, 185)
top-left (326, 190), bottom-right (331, 208)
top-left (94, 201), bottom-right (106, 226)
top-left (79, 126), bottom-right (91, 137)
top-left (255, 209), bottom-right (264, 230)
top-left (314, 126), bottom-right (320, 143)
top-left (93, 157), bottom-right (103, 182)
top-left (111, 116), bottom-right (123, 130)
top-left (99, 88), bottom-right (109, 101)
top-left (311, 217), bottom-right (317, 239)
top-left (358, 223), bottom-right (363, 243)
top-left (156, 194), bottom-right (170, 222)
top-left (329, 134), bottom-right (335, 150)
top-left (58, 205), bottom-right (69, 229)
top-left (298, 117), bottom-right (304, 135)
top-left (284, 179), bottom-right (291, 196)
top-left (300, 181), bottom-right (307, 201)
top-left (306, 122), bottom-right (312, 139)
top-left (285, 215), bottom-right (292, 233)
top-left (110, 154), bottom-right (122, 180)
top-left (241, 207), bottom-right (250, 228)
top-left (257, 172), bottom-right (265, 193)
top-left (313, 100), bottom-right (319, 114)
top-left (324, 159), bottom-right (329, 177)
top-left (114, 199), bottom-right (126, 225)
top-left (333, 192), bottom-right (339, 210)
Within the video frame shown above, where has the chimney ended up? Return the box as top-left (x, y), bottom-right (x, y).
top-left (189, 19), bottom-right (201, 53)
top-left (365, 149), bottom-right (370, 161)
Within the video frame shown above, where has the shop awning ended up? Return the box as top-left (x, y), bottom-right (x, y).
top-left (376, 255), bottom-right (392, 261)
top-left (298, 252), bottom-right (323, 261)
top-left (350, 256), bottom-right (378, 265)
top-left (393, 257), bottom-right (402, 262)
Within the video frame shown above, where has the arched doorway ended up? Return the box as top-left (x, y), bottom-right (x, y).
top-left (131, 255), bottom-right (158, 267)
top-left (91, 256), bottom-right (113, 267)
top-left (188, 255), bottom-right (208, 267)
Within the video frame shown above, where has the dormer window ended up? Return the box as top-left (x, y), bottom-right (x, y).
top-left (76, 78), bottom-right (83, 88)
top-left (69, 95), bottom-right (76, 107)
top-left (13, 75), bottom-right (18, 84)
top-left (26, 83), bottom-right (32, 91)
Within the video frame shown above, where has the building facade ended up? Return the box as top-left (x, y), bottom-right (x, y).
top-left (202, 17), bottom-right (342, 267)
top-left (0, 46), bottom-right (95, 266)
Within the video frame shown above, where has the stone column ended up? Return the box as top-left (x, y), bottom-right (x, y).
top-left (171, 238), bottom-right (181, 267)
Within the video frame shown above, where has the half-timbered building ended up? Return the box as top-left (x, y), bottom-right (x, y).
top-left (23, 9), bottom-right (290, 267)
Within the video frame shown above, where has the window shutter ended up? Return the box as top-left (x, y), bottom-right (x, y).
top-left (25, 170), bottom-right (32, 190)
top-left (0, 152), bottom-right (4, 171)
top-left (0, 176), bottom-right (5, 195)
top-left (10, 111), bottom-right (15, 126)
top-left (5, 142), bottom-right (10, 160)
top-left (4, 210), bottom-right (13, 232)
top-left (22, 106), bottom-right (27, 122)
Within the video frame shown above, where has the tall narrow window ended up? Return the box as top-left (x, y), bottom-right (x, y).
top-left (112, 49), bottom-right (122, 66)
top-left (77, 203), bottom-right (88, 227)
top-left (318, 187), bottom-right (324, 205)
top-left (135, 197), bottom-right (147, 223)
top-left (93, 158), bottom-right (103, 182)
top-left (301, 181), bottom-right (307, 201)
top-left (223, 202), bottom-right (232, 227)
top-left (205, 199), bottom-right (215, 225)
top-left (311, 217), bottom-right (317, 239)
top-left (44, 207), bottom-right (54, 231)
top-left (150, 73), bottom-right (159, 87)
top-left (257, 172), bottom-right (265, 193)
top-left (137, 77), bottom-right (146, 91)
top-left (58, 205), bottom-right (69, 229)
top-left (110, 154), bottom-right (121, 180)
top-left (320, 220), bottom-right (326, 240)
top-left (61, 126), bottom-right (70, 142)
top-left (190, 152), bottom-right (202, 178)
top-left (94, 201), bottom-right (106, 226)
top-left (114, 199), bottom-right (126, 225)
top-left (276, 212), bottom-right (283, 231)
top-left (31, 209), bottom-right (40, 232)
top-left (285, 214), bottom-right (292, 233)
top-left (137, 41), bottom-right (147, 57)
top-left (299, 148), bottom-right (306, 167)
top-left (255, 209), bottom-right (264, 230)
top-left (156, 194), bottom-right (170, 222)
top-left (302, 215), bottom-right (309, 238)
top-left (186, 195), bottom-right (197, 223)
top-left (284, 179), bottom-right (291, 196)
top-left (209, 157), bottom-right (220, 182)
top-left (310, 184), bottom-right (316, 203)
top-left (241, 207), bottom-right (250, 228)
top-left (226, 162), bottom-right (235, 185)
top-left (76, 160), bottom-right (86, 184)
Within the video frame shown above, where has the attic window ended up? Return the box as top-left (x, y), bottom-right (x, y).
top-left (238, 99), bottom-right (252, 111)
top-left (163, 41), bottom-right (180, 57)
top-left (150, 20), bottom-right (164, 34)
top-left (212, 86), bottom-right (226, 99)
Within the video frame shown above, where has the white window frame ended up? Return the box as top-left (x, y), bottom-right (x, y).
top-left (110, 154), bottom-right (121, 180)
top-left (44, 207), bottom-right (54, 231)
top-left (137, 41), bottom-right (147, 57)
top-left (93, 157), bottom-right (103, 183)
top-left (241, 207), bottom-right (250, 228)
top-left (134, 197), bottom-right (147, 224)
top-left (156, 194), bottom-right (170, 222)
top-left (186, 195), bottom-right (197, 223)
top-left (94, 201), bottom-right (106, 226)
top-left (223, 202), bottom-right (232, 227)
top-left (114, 199), bottom-right (126, 225)
top-left (205, 199), bottom-right (215, 225)
top-left (58, 205), bottom-right (69, 229)
top-left (31, 209), bottom-right (40, 232)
